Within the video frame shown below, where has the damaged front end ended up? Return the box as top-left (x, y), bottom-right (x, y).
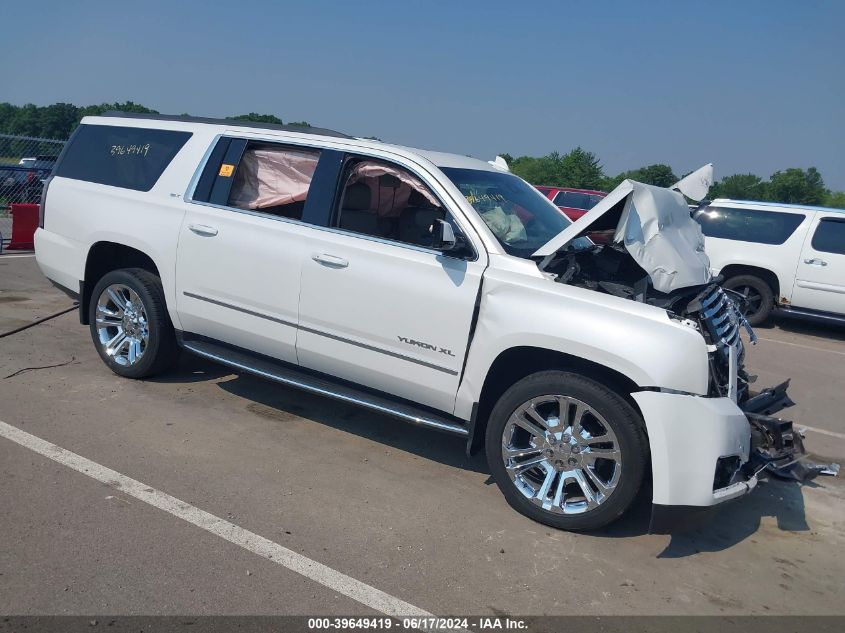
top-left (532, 174), bottom-right (838, 531)
top-left (650, 281), bottom-right (835, 487)
top-left (673, 274), bottom-right (838, 486)
top-left (745, 384), bottom-right (840, 481)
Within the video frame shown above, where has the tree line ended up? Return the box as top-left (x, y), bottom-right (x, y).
top-left (1, 101), bottom-right (840, 208)
top-left (501, 148), bottom-right (844, 208)
top-left (0, 101), bottom-right (311, 143)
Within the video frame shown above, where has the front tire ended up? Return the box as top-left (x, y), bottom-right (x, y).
top-left (485, 371), bottom-right (648, 531)
top-left (88, 268), bottom-right (178, 379)
top-left (723, 274), bottom-right (774, 326)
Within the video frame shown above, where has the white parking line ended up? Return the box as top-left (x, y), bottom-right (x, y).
top-left (757, 336), bottom-right (845, 357)
top-left (0, 419), bottom-right (432, 619)
top-left (801, 425), bottom-right (845, 441)
top-left (0, 253), bottom-right (36, 258)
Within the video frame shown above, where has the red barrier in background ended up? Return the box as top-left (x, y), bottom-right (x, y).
top-left (7, 203), bottom-right (39, 250)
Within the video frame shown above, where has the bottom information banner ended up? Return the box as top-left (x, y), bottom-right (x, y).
top-left (1, 616), bottom-right (843, 633)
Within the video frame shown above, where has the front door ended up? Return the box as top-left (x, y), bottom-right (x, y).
top-left (792, 213), bottom-right (845, 315)
top-left (296, 156), bottom-right (485, 413)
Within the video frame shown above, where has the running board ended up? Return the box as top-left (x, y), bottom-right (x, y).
top-left (777, 305), bottom-right (845, 324)
top-left (181, 339), bottom-right (469, 437)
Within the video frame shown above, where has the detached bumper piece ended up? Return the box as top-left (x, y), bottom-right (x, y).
top-left (743, 380), bottom-right (840, 482)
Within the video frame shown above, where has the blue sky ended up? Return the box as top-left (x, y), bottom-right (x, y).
top-left (3, 0), bottom-right (844, 188)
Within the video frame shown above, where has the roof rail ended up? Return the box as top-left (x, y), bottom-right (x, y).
top-left (97, 111), bottom-right (352, 139)
top-left (711, 198), bottom-right (845, 214)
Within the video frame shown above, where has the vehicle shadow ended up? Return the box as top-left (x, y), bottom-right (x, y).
top-left (154, 355), bottom-right (814, 550)
top-left (581, 476), bottom-right (813, 556)
top-left (213, 364), bottom-right (490, 475)
top-left (655, 479), bottom-right (812, 558)
top-left (146, 351), bottom-right (233, 383)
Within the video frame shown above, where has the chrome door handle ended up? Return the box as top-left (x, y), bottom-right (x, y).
top-left (312, 253), bottom-right (349, 268)
top-left (188, 223), bottom-right (218, 237)
top-left (803, 258), bottom-right (828, 266)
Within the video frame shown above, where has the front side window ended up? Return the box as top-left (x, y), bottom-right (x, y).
top-left (694, 206), bottom-right (805, 245)
top-left (811, 218), bottom-right (845, 255)
top-left (55, 124), bottom-right (191, 191)
top-left (335, 159), bottom-right (452, 250)
top-left (442, 167), bottom-right (588, 258)
top-left (227, 144), bottom-right (321, 220)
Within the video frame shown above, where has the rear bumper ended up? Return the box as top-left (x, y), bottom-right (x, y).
top-left (34, 228), bottom-right (85, 294)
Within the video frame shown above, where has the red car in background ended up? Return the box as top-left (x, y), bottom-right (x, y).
top-left (535, 186), bottom-right (606, 221)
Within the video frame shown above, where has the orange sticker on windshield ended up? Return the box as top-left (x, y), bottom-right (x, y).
top-left (218, 163), bottom-right (235, 177)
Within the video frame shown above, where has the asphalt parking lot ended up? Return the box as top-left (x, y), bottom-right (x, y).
top-left (1, 253), bottom-right (843, 617)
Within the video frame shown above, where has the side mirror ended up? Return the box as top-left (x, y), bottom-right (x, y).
top-left (431, 219), bottom-right (457, 251)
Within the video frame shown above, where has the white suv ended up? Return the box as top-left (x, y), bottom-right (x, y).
top-left (695, 199), bottom-right (845, 325)
top-left (34, 113), bottom-right (821, 532)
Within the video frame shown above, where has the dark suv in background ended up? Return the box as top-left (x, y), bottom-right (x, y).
top-left (0, 155), bottom-right (58, 203)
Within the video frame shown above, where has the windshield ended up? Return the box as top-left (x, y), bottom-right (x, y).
top-left (441, 167), bottom-right (591, 258)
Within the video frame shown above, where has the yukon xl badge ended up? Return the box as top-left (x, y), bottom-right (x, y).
top-left (398, 336), bottom-right (455, 357)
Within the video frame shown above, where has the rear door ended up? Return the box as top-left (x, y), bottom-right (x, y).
top-left (175, 136), bottom-right (330, 363)
top-left (296, 154), bottom-right (486, 413)
top-left (792, 213), bottom-right (845, 315)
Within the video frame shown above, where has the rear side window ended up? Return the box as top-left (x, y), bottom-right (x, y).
top-left (226, 144), bottom-right (321, 221)
top-left (553, 191), bottom-right (592, 210)
top-left (811, 218), bottom-right (845, 255)
top-left (694, 206), bottom-right (805, 245)
top-left (55, 124), bottom-right (191, 191)
top-left (587, 194), bottom-right (604, 209)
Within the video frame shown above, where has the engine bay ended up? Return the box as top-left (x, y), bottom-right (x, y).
top-left (545, 242), bottom-right (709, 309)
top-left (543, 242), bottom-right (753, 400)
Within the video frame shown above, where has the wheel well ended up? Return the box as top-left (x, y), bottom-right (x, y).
top-left (81, 242), bottom-right (160, 324)
top-left (468, 346), bottom-right (642, 455)
top-left (720, 265), bottom-right (779, 298)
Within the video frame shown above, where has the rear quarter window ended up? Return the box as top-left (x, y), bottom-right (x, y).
top-left (811, 218), bottom-right (845, 255)
top-left (55, 124), bottom-right (192, 191)
top-left (694, 206), bottom-right (805, 245)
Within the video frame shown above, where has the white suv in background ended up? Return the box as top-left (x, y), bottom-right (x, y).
top-left (694, 199), bottom-right (845, 325)
top-left (33, 113), bottom-right (828, 533)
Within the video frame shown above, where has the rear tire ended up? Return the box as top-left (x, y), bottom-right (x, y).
top-left (88, 268), bottom-right (178, 379)
top-left (485, 371), bottom-right (647, 531)
top-left (723, 274), bottom-right (774, 326)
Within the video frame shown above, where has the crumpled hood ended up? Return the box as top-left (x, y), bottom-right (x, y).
top-left (533, 178), bottom-right (712, 294)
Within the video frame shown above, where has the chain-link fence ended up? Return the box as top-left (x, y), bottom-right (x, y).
top-left (0, 134), bottom-right (66, 247)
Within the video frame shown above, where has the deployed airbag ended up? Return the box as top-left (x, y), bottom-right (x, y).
top-left (229, 147), bottom-right (320, 210)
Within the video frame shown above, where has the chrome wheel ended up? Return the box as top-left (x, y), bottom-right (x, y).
top-left (95, 284), bottom-right (149, 366)
top-left (501, 395), bottom-right (622, 515)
